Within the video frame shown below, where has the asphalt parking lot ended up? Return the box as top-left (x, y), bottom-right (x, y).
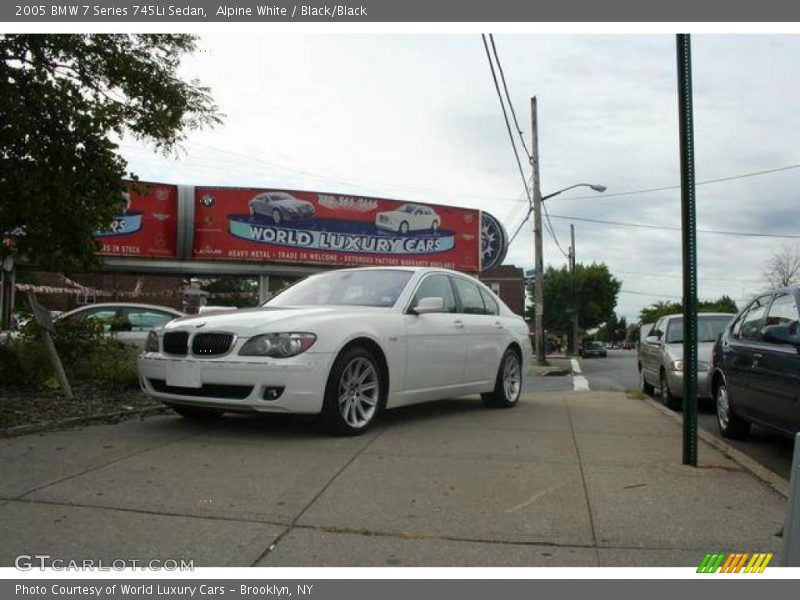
top-left (0, 385), bottom-right (786, 567)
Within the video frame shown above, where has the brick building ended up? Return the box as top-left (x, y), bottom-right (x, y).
top-left (479, 265), bottom-right (526, 317)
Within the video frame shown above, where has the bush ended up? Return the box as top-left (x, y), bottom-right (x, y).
top-left (7, 317), bottom-right (139, 387)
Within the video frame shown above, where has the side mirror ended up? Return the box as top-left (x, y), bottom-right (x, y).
top-left (645, 335), bottom-right (662, 345)
top-left (412, 296), bottom-right (445, 315)
top-left (761, 323), bottom-right (800, 347)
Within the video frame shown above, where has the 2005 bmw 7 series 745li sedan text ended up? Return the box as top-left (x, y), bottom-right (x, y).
top-left (138, 267), bottom-right (533, 435)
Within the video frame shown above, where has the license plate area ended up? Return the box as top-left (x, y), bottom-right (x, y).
top-left (165, 363), bottom-right (202, 388)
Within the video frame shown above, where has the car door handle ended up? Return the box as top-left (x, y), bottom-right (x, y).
top-left (453, 320), bottom-right (465, 329)
top-left (494, 321), bottom-right (504, 329)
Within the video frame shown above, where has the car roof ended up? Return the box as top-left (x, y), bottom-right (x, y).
top-left (58, 303), bottom-right (185, 319)
top-left (660, 312), bottom-right (736, 320)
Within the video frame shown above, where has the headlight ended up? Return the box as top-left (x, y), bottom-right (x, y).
top-left (145, 331), bottom-right (159, 352)
top-left (239, 333), bottom-right (316, 357)
top-left (669, 360), bottom-right (709, 372)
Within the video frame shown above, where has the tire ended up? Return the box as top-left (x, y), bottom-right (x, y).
top-left (660, 369), bottom-right (682, 411)
top-left (272, 209), bottom-right (283, 225)
top-left (249, 204), bottom-right (256, 216)
top-left (482, 348), bottom-right (522, 408)
top-left (321, 347), bottom-right (384, 436)
top-left (168, 404), bottom-right (224, 420)
top-left (716, 379), bottom-right (750, 440)
top-left (399, 221), bottom-right (409, 234)
top-left (431, 220), bottom-right (440, 232)
top-left (639, 365), bottom-right (655, 396)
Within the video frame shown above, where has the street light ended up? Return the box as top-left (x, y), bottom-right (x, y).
top-left (542, 183), bottom-right (606, 201)
top-left (532, 182), bottom-right (605, 365)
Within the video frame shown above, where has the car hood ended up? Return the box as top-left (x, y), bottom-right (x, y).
top-left (164, 305), bottom-right (390, 337)
top-left (665, 341), bottom-right (715, 362)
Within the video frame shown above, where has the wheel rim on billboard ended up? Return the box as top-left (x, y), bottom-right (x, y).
top-left (480, 212), bottom-right (508, 272)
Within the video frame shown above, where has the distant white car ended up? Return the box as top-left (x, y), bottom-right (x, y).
top-left (57, 303), bottom-right (185, 349)
top-left (138, 267), bottom-right (532, 435)
top-left (375, 203), bottom-right (440, 234)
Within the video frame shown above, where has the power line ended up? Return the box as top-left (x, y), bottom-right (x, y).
top-left (619, 289), bottom-right (683, 300)
top-left (480, 34), bottom-right (532, 207)
top-left (541, 200), bottom-right (570, 258)
top-left (547, 212), bottom-right (800, 240)
top-left (488, 34), bottom-right (531, 160)
top-left (613, 269), bottom-right (763, 285)
top-left (555, 162), bottom-right (800, 202)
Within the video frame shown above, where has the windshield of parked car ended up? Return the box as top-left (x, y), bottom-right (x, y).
top-left (665, 315), bottom-right (733, 344)
top-left (264, 270), bottom-right (414, 308)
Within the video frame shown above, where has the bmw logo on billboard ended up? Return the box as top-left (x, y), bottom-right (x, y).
top-left (480, 212), bottom-right (508, 272)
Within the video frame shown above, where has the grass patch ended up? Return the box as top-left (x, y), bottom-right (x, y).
top-left (625, 389), bottom-right (647, 400)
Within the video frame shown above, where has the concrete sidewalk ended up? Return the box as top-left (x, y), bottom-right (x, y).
top-left (0, 390), bottom-right (787, 567)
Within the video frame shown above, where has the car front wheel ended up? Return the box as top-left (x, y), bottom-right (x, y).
top-left (482, 348), bottom-right (522, 408)
top-left (660, 369), bottom-right (682, 411)
top-left (399, 221), bottom-right (409, 234)
top-left (322, 347), bottom-right (383, 435)
top-left (639, 366), bottom-right (655, 396)
top-left (716, 380), bottom-right (750, 439)
top-left (272, 209), bottom-right (283, 225)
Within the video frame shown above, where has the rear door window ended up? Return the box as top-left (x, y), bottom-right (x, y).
top-left (765, 293), bottom-right (799, 327)
top-left (452, 278), bottom-right (487, 315)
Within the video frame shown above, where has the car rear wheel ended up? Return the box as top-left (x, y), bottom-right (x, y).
top-left (168, 404), bottom-right (224, 420)
top-left (482, 349), bottom-right (522, 408)
top-left (322, 347), bottom-right (383, 436)
top-left (660, 369), bottom-right (682, 411)
top-left (431, 220), bottom-right (440, 232)
top-left (272, 209), bottom-right (283, 225)
top-left (716, 380), bottom-right (750, 439)
top-left (639, 366), bottom-right (654, 396)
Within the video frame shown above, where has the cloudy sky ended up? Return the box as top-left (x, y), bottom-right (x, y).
top-left (120, 34), bottom-right (800, 322)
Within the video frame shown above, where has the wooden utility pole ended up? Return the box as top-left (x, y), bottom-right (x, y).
top-left (570, 224), bottom-right (579, 356)
top-left (531, 97), bottom-right (546, 365)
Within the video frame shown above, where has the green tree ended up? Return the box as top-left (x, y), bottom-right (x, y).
top-left (638, 295), bottom-right (738, 324)
top-left (0, 34), bottom-right (222, 271)
top-left (526, 262), bottom-right (621, 340)
top-left (597, 313), bottom-right (628, 343)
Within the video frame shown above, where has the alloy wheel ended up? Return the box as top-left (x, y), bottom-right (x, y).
top-left (502, 354), bottom-right (521, 402)
top-left (717, 384), bottom-right (730, 430)
top-left (337, 357), bottom-right (379, 429)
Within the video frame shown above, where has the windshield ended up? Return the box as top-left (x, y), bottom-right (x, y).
top-left (665, 315), bottom-right (733, 344)
top-left (265, 269), bottom-right (414, 308)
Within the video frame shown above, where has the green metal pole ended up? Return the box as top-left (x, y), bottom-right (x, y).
top-left (677, 34), bottom-right (698, 466)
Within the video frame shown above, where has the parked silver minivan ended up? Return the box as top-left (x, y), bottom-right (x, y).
top-left (638, 313), bottom-right (734, 410)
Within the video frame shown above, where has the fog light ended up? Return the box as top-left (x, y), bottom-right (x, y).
top-left (262, 386), bottom-right (285, 401)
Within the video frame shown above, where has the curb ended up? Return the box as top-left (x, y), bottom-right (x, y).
top-left (0, 405), bottom-right (168, 437)
top-left (642, 396), bottom-right (789, 499)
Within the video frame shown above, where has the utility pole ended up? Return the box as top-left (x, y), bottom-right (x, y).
top-left (531, 96), bottom-right (546, 365)
top-left (570, 224), bottom-right (579, 356)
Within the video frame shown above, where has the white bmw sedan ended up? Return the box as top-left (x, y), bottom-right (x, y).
top-left (138, 267), bottom-right (532, 435)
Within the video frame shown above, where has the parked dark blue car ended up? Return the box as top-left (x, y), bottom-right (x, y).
top-left (711, 286), bottom-right (800, 439)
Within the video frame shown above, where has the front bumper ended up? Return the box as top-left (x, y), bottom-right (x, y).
top-left (138, 352), bottom-right (334, 414)
top-left (665, 369), bottom-right (711, 399)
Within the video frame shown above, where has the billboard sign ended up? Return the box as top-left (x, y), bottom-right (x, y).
top-left (192, 187), bottom-right (484, 271)
top-left (95, 182), bottom-right (179, 258)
